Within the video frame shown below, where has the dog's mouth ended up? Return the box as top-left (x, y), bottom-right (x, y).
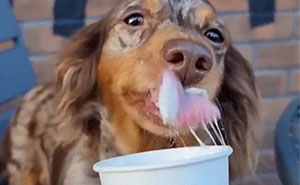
top-left (125, 89), bottom-right (168, 128)
top-left (125, 70), bottom-right (221, 134)
top-left (142, 89), bottom-right (168, 128)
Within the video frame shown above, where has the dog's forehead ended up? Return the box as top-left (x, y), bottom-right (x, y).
top-left (122, 0), bottom-right (215, 20)
top-left (120, 0), bottom-right (216, 27)
top-left (165, 0), bottom-right (214, 14)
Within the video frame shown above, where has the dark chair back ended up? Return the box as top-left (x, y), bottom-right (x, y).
top-left (275, 98), bottom-right (300, 185)
top-left (0, 0), bottom-right (36, 145)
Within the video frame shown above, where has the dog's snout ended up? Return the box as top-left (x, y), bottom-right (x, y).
top-left (162, 39), bottom-right (213, 85)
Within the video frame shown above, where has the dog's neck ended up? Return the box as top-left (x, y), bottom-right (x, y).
top-left (99, 105), bottom-right (167, 154)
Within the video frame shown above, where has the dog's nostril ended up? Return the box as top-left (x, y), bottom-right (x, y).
top-left (162, 39), bottom-right (214, 86)
top-left (195, 57), bottom-right (212, 71)
top-left (169, 52), bottom-right (184, 64)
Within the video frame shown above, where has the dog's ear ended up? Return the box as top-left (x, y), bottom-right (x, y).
top-left (54, 19), bottom-right (108, 144)
top-left (218, 46), bottom-right (261, 179)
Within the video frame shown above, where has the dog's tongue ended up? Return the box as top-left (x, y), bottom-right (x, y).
top-left (158, 71), bottom-right (220, 128)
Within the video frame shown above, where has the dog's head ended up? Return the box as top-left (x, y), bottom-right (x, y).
top-left (55, 0), bottom-right (260, 179)
top-left (98, 0), bottom-right (231, 135)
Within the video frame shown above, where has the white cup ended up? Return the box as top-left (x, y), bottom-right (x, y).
top-left (93, 146), bottom-right (233, 185)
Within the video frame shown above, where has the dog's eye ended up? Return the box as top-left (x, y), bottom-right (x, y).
top-left (124, 13), bottom-right (144, 27)
top-left (204, 29), bottom-right (224, 44)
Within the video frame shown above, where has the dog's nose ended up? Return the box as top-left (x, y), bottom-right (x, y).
top-left (162, 39), bottom-right (213, 86)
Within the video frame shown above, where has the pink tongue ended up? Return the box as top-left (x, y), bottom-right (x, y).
top-left (158, 71), bottom-right (220, 128)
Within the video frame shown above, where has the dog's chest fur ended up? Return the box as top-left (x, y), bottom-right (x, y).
top-left (6, 84), bottom-right (120, 185)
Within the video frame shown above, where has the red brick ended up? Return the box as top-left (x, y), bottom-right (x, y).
top-left (222, 14), bottom-right (294, 42)
top-left (277, 0), bottom-right (300, 10)
top-left (260, 124), bottom-right (276, 150)
top-left (255, 72), bottom-right (287, 96)
top-left (289, 70), bottom-right (300, 92)
top-left (86, 0), bottom-right (118, 17)
top-left (32, 58), bottom-right (57, 84)
top-left (209, 0), bottom-right (248, 12)
top-left (258, 42), bottom-right (300, 69)
top-left (261, 98), bottom-right (292, 124)
top-left (0, 40), bottom-right (15, 52)
top-left (210, 0), bottom-right (298, 11)
top-left (257, 150), bottom-right (277, 174)
top-left (11, 0), bottom-right (300, 21)
top-left (13, 0), bottom-right (52, 21)
top-left (296, 14), bottom-right (300, 38)
top-left (23, 26), bottom-right (67, 54)
top-left (235, 44), bottom-right (253, 64)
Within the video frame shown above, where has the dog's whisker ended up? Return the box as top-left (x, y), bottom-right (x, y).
top-left (214, 118), bottom-right (226, 145)
top-left (218, 119), bottom-right (228, 145)
top-left (208, 121), bottom-right (223, 145)
top-left (203, 123), bottom-right (217, 145)
top-left (174, 129), bottom-right (187, 147)
top-left (213, 99), bottom-right (227, 145)
top-left (214, 99), bottom-right (229, 145)
top-left (189, 126), bottom-right (206, 146)
top-left (168, 137), bottom-right (177, 147)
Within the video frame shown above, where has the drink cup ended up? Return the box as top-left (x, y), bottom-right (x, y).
top-left (93, 146), bottom-right (233, 185)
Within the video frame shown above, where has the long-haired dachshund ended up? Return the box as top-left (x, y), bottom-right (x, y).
top-left (4, 0), bottom-right (260, 184)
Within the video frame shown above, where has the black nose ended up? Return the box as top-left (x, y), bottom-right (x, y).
top-left (162, 39), bottom-right (213, 86)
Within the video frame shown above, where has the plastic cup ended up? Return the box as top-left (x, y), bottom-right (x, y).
top-left (93, 146), bottom-right (233, 185)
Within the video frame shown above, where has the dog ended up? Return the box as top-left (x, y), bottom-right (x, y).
top-left (4, 0), bottom-right (261, 184)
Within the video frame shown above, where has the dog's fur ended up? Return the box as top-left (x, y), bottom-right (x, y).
top-left (4, 0), bottom-right (260, 184)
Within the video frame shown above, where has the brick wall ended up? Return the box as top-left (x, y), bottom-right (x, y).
top-left (2, 0), bottom-right (300, 184)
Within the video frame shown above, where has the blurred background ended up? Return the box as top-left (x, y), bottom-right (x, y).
top-left (0, 0), bottom-right (299, 184)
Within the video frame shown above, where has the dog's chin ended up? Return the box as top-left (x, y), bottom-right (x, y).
top-left (133, 112), bottom-right (179, 137)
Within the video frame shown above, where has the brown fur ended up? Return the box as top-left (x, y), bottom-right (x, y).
top-left (4, 0), bottom-right (260, 184)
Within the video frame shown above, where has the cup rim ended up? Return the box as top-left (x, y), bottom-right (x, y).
top-left (93, 146), bottom-right (233, 173)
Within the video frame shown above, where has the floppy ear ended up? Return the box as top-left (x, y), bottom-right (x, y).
top-left (218, 46), bottom-right (261, 179)
top-left (54, 19), bottom-right (108, 144)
